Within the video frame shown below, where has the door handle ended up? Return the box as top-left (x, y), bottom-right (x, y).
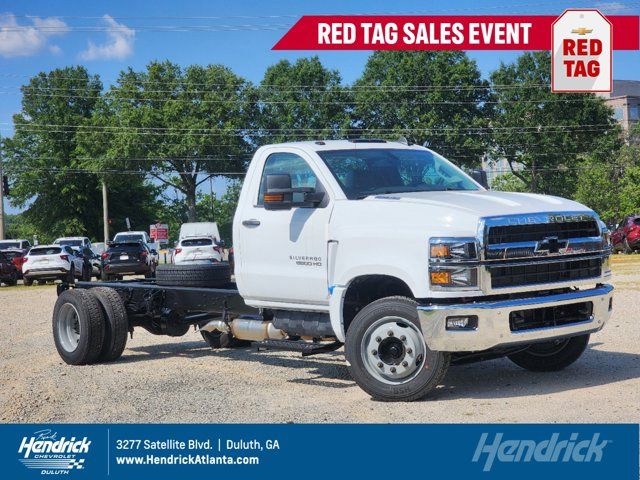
top-left (242, 219), bottom-right (261, 227)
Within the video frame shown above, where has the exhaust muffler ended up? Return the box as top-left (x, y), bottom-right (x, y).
top-left (200, 317), bottom-right (285, 341)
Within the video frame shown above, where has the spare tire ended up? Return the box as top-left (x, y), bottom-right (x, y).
top-left (156, 263), bottom-right (231, 288)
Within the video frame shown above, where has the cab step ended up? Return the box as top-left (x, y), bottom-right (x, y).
top-left (255, 339), bottom-right (342, 356)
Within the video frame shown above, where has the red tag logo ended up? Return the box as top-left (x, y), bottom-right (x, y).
top-left (552, 9), bottom-right (612, 92)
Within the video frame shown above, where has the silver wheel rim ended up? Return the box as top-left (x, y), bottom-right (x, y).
top-left (57, 303), bottom-right (81, 353)
top-left (360, 316), bottom-right (427, 385)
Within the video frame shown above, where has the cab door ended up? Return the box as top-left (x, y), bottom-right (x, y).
top-left (236, 150), bottom-right (333, 306)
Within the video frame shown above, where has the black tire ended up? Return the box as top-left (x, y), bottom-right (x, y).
top-left (7, 272), bottom-right (18, 286)
top-left (345, 296), bottom-right (450, 402)
top-left (201, 330), bottom-right (250, 349)
top-left (144, 263), bottom-right (155, 279)
top-left (508, 334), bottom-right (590, 372)
top-left (91, 287), bottom-right (129, 362)
top-left (156, 263), bottom-right (231, 287)
top-left (52, 289), bottom-right (106, 365)
top-left (23, 277), bottom-right (33, 286)
top-left (38, 279), bottom-right (48, 285)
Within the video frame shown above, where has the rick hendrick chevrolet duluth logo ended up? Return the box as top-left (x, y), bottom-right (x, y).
top-left (472, 432), bottom-right (610, 472)
top-left (17, 429), bottom-right (91, 474)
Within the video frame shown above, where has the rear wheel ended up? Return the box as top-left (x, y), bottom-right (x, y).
top-left (91, 287), bottom-right (128, 362)
top-left (100, 271), bottom-right (113, 281)
top-left (23, 277), bottom-right (33, 286)
top-left (52, 289), bottom-right (105, 365)
top-left (508, 334), bottom-right (590, 372)
top-left (156, 263), bottom-right (231, 288)
top-left (345, 296), bottom-right (450, 402)
top-left (7, 272), bottom-right (18, 286)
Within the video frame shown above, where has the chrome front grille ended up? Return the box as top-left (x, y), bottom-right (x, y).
top-left (481, 212), bottom-right (608, 290)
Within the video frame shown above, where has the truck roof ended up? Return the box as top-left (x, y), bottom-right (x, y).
top-left (256, 139), bottom-right (428, 153)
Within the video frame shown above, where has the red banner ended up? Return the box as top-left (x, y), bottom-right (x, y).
top-left (273, 15), bottom-right (639, 50)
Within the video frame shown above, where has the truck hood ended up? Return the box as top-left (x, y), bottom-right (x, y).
top-left (363, 190), bottom-right (590, 217)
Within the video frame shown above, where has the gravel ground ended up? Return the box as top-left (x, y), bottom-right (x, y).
top-left (1, 257), bottom-right (638, 423)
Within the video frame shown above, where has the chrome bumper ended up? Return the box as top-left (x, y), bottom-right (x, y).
top-left (417, 284), bottom-right (613, 352)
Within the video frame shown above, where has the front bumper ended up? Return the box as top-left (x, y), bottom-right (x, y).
top-left (417, 284), bottom-right (613, 352)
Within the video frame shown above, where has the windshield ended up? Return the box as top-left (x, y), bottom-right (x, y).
top-left (0, 241), bottom-right (20, 249)
top-left (114, 234), bottom-right (143, 243)
top-left (318, 148), bottom-right (480, 199)
top-left (56, 239), bottom-right (83, 247)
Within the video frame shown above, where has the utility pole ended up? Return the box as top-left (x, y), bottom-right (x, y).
top-left (102, 180), bottom-right (109, 243)
top-left (0, 150), bottom-right (5, 240)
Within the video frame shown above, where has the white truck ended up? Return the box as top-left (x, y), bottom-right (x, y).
top-left (51, 140), bottom-right (613, 402)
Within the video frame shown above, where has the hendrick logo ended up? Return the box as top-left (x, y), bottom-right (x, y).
top-left (472, 432), bottom-right (609, 472)
top-left (18, 429), bottom-right (91, 475)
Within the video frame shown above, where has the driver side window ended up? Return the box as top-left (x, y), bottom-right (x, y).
top-left (257, 152), bottom-right (318, 206)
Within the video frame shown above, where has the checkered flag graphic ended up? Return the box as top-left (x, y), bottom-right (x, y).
top-left (68, 459), bottom-right (85, 469)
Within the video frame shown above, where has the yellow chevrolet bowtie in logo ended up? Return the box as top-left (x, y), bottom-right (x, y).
top-left (571, 27), bottom-right (594, 35)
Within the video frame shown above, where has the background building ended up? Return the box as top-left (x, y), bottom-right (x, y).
top-left (597, 80), bottom-right (640, 133)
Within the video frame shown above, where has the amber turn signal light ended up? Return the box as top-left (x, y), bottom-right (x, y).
top-left (430, 271), bottom-right (452, 285)
top-left (430, 244), bottom-right (451, 258)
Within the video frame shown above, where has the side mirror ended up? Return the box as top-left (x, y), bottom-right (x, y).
top-left (216, 239), bottom-right (226, 248)
top-left (470, 169), bottom-right (489, 189)
top-left (263, 174), bottom-right (324, 210)
top-left (150, 249), bottom-right (157, 255)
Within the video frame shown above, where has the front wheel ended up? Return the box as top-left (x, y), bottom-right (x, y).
top-left (508, 334), bottom-right (590, 372)
top-left (345, 296), bottom-right (450, 402)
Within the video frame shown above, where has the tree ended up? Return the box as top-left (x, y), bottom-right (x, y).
top-left (101, 61), bottom-right (257, 222)
top-left (257, 57), bottom-right (350, 144)
top-left (5, 67), bottom-right (159, 240)
top-left (574, 124), bottom-right (640, 223)
top-left (489, 51), bottom-right (621, 197)
top-left (352, 51), bottom-right (491, 167)
top-left (196, 181), bottom-right (242, 243)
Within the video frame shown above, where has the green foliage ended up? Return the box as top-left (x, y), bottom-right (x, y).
top-left (490, 173), bottom-right (528, 192)
top-left (490, 51), bottom-right (621, 197)
top-left (97, 61), bottom-right (257, 221)
top-left (4, 67), bottom-right (158, 241)
top-left (574, 124), bottom-right (640, 223)
top-left (155, 180), bottom-right (241, 245)
top-left (196, 180), bottom-right (241, 243)
top-left (257, 57), bottom-right (350, 143)
top-left (352, 51), bottom-right (491, 167)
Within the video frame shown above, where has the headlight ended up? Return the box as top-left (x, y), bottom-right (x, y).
top-left (429, 237), bottom-right (480, 290)
top-left (429, 238), bottom-right (478, 262)
top-left (430, 266), bottom-right (479, 287)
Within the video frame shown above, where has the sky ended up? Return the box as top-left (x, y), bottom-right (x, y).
top-left (1, 0), bottom-right (639, 215)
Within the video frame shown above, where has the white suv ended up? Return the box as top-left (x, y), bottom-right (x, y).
top-left (23, 245), bottom-right (90, 285)
top-left (173, 237), bottom-right (223, 264)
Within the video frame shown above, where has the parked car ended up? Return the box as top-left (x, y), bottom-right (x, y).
top-left (113, 231), bottom-right (160, 263)
top-left (101, 241), bottom-right (157, 280)
top-left (2, 248), bottom-right (26, 278)
top-left (0, 238), bottom-right (31, 252)
top-left (23, 245), bottom-right (90, 285)
top-left (611, 214), bottom-right (640, 253)
top-left (0, 251), bottom-right (18, 286)
top-left (173, 237), bottom-right (223, 264)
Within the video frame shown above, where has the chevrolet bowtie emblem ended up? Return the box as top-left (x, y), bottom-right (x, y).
top-left (571, 27), bottom-right (593, 35)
